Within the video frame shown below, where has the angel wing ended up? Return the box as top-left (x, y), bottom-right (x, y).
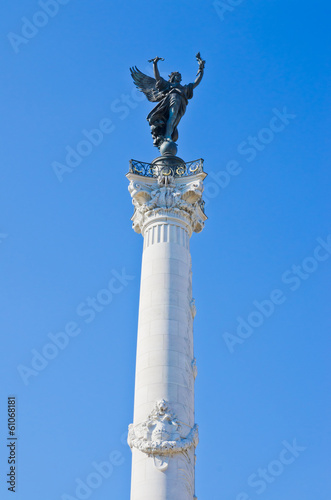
top-left (130, 66), bottom-right (164, 103)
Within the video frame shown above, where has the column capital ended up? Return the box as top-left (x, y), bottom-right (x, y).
top-left (127, 158), bottom-right (207, 236)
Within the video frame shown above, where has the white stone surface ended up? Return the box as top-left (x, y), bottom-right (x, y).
top-left (127, 170), bottom-right (206, 500)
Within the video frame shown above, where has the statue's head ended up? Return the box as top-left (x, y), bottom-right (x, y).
top-left (157, 399), bottom-right (168, 413)
top-left (168, 72), bottom-right (182, 83)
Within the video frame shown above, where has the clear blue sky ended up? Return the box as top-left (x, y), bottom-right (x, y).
top-left (0, 1), bottom-right (330, 499)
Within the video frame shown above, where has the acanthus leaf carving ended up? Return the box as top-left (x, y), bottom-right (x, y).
top-left (127, 173), bottom-right (207, 234)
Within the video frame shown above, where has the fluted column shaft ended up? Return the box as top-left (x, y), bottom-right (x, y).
top-left (127, 164), bottom-right (206, 500)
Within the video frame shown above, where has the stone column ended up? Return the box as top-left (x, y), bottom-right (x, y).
top-left (127, 157), bottom-right (207, 500)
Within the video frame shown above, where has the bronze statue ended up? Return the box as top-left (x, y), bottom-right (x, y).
top-left (130, 53), bottom-right (205, 155)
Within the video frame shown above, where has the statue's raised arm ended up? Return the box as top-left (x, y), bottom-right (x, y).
top-left (130, 53), bottom-right (206, 156)
top-left (148, 56), bottom-right (164, 82)
top-left (192, 52), bottom-right (206, 89)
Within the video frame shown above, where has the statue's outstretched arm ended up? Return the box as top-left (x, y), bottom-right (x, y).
top-left (148, 56), bottom-right (164, 82)
top-left (192, 52), bottom-right (205, 89)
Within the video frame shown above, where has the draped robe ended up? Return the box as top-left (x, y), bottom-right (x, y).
top-left (146, 78), bottom-right (194, 146)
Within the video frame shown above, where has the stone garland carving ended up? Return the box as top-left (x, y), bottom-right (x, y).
top-left (128, 173), bottom-right (206, 234)
top-left (191, 358), bottom-right (198, 380)
top-left (190, 298), bottom-right (197, 318)
top-left (188, 262), bottom-right (197, 319)
top-left (128, 400), bottom-right (199, 470)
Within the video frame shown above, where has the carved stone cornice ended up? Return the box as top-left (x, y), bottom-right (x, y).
top-left (128, 400), bottom-right (199, 467)
top-left (126, 170), bottom-right (207, 236)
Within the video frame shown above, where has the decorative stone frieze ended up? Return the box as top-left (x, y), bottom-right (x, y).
top-left (128, 399), bottom-right (199, 464)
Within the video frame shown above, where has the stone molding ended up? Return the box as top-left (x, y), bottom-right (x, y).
top-left (128, 399), bottom-right (199, 461)
top-left (143, 222), bottom-right (190, 250)
top-left (127, 171), bottom-right (207, 236)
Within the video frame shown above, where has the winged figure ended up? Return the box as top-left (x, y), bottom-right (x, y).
top-left (130, 53), bottom-right (205, 152)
